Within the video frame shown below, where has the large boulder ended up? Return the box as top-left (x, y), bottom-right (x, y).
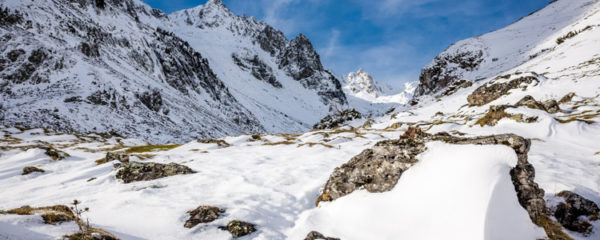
top-left (184, 206), bottom-right (225, 228)
top-left (553, 191), bottom-right (599, 235)
top-left (115, 162), bottom-right (195, 183)
top-left (467, 76), bottom-right (538, 106)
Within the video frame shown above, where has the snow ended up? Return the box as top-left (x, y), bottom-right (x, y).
top-left (2, 0), bottom-right (600, 239)
top-left (288, 142), bottom-right (545, 240)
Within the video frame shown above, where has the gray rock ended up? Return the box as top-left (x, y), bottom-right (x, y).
top-left (515, 95), bottom-right (560, 114)
top-left (218, 220), bottom-right (256, 238)
top-left (304, 231), bottom-right (340, 240)
top-left (416, 50), bottom-right (483, 96)
top-left (184, 206), bottom-right (225, 228)
top-left (467, 76), bottom-right (538, 106)
top-left (558, 92), bottom-right (575, 104)
top-left (553, 191), bottom-right (600, 235)
top-left (106, 152), bottom-right (129, 163)
top-left (22, 166), bottom-right (45, 175)
top-left (317, 127), bottom-right (559, 238)
top-left (115, 162), bottom-right (195, 183)
top-left (313, 109), bottom-right (362, 130)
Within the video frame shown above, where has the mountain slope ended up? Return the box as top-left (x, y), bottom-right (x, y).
top-left (0, 0), bottom-right (346, 142)
top-left (415, 0), bottom-right (599, 96)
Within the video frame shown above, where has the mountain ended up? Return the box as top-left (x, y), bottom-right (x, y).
top-left (0, 0), bottom-right (346, 143)
top-left (344, 69), bottom-right (415, 104)
top-left (414, 0), bottom-right (599, 97)
top-left (1, 0), bottom-right (600, 240)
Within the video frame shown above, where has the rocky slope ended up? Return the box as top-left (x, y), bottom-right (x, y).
top-left (1, 0), bottom-right (600, 239)
top-left (0, 0), bottom-right (346, 143)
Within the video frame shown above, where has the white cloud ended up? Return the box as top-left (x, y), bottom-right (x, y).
top-left (323, 29), bottom-right (340, 58)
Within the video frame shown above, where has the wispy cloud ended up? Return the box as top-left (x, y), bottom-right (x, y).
top-left (323, 29), bottom-right (340, 58)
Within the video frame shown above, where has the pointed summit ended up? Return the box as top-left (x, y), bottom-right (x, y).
top-left (206, 0), bottom-right (226, 7)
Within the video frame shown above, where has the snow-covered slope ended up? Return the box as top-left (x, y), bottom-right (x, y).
top-left (415, 0), bottom-right (600, 96)
top-left (1, 0), bottom-right (600, 239)
top-left (0, 0), bottom-right (346, 143)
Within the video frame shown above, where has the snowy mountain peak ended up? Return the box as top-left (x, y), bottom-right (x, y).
top-left (346, 69), bottom-right (380, 97)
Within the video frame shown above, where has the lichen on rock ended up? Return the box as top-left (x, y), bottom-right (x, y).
top-left (115, 162), bottom-right (195, 183)
top-left (184, 206), bottom-right (225, 228)
top-left (218, 220), bottom-right (256, 238)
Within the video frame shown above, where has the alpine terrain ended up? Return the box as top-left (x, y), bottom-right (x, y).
top-left (1, 0), bottom-right (600, 240)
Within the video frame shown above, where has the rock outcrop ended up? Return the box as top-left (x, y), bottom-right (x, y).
top-left (475, 105), bottom-right (538, 127)
top-left (467, 76), bottom-right (538, 106)
top-left (553, 191), bottom-right (599, 235)
top-left (218, 220), bottom-right (256, 238)
top-left (317, 127), bottom-right (563, 238)
top-left (22, 166), bottom-right (45, 175)
top-left (416, 50), bottom-right (483, 96)
top-left (115, 162), bottom-right (195, 183)
top-left (106, 152), bottom-right (129, 163)
top-left (313, 109), bottom-right (362, 130)
top-left (184, 206), bottom-right (225, 228)
top-left (304, 231), bottom-right (340, 240)
top-left (515, 95), bottom-right (560, 113)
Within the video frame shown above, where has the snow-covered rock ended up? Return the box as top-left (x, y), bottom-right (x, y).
top-left (0, 0), bottom-right (346, 143)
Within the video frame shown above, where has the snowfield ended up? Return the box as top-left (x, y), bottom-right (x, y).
top-left (2, 0), bottom-right (600, 239)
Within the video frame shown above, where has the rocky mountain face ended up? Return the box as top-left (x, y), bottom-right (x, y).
top-left (0, 0), bottom-right (346, 142)
top-left (413, 0), bottom-right (598, 97)
top-left (345, 69), bottom-right (387, 98)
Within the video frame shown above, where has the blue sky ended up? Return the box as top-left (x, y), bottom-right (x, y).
top-left (143, 0), bottom-right (551, 87)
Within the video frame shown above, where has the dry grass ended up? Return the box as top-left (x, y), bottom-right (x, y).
top-left (298, 142), bottom-right (334, 149)
top-left (125, 144), bottom-right (182, 154)
top-left (198, 139), bottom-right (230, 148)
top-left (263, 141), bottom-right (296, 146)
top-left (554, 112), bottom-right (598, 124)
top-left (534, 215), bottom-right (573, 240)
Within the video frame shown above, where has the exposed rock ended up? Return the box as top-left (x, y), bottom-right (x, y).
top-left (515, 95), bottom-right (560, 113)
top-left (80, 42), bottom-right (101, 57)
top-left (553, 191), bottom-right (599, 235)
top-left (0, 7), bottom-right (23, 26)
top-left (317, 127), bottom-right (559, 238)
top-left (304, 231), bottom-right (340, 240)
top-left (439, 79), bottom-right (473, 97)
top-left (475, 105), bottom-right (538, 127)
top-left (218, 220), bottom-right (256, 238)
top-left (232, 53), bottom-right (281, 88)
top-left (115, 162), bottom-right (195, 183)
top-left (313, 109), bottom-right (362, 130)
top-left (467, 76), bottom-right (538, 106)
top-left (106, 152), bottom-right (129, 163)
top-left (559, 92), bottom-right (576, 104)
top-left (6, 49), bottom-right (25, 62)
top-left (44, 147), bottom-right (70, 160)
top-left (184, 206), bottom-right (225, 228)
top-left (22, 166), bottom-right (45, 175)
top-left (256, 25), bottom-right (287, 56)
top-left (136, 90), bottom-right (163, 112)
top-left (64, 96), bottom-right (84, 103)
top-left (416, 50), bottom-right (483, 96)
top-left (278, 34), bottom-right (347, 105)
